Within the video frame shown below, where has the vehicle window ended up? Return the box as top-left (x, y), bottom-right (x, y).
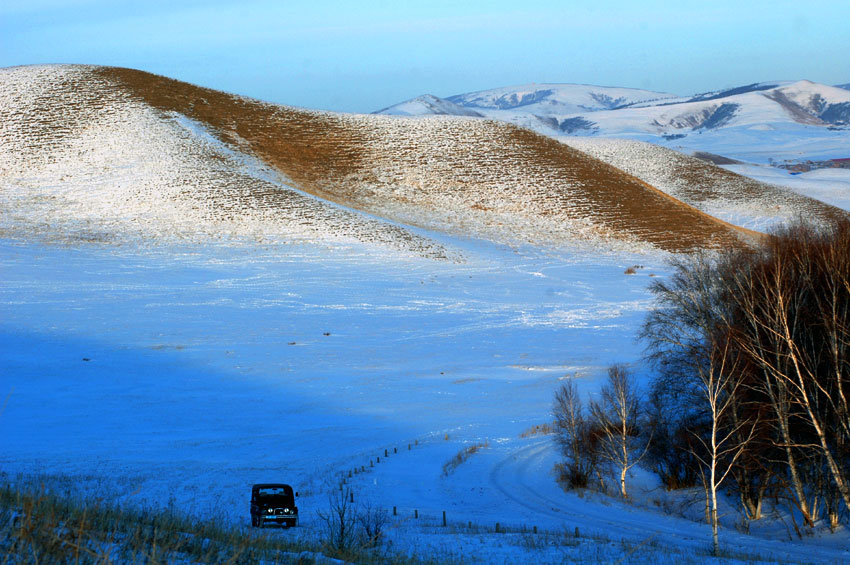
top-left (258, 487), bottom-right (288, 496)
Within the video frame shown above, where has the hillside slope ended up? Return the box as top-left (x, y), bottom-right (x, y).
top-left (565, 137), bottom-right (845, 231)
top-left (99, 66), bottom-right (762, 252)
top-left (0, 65), bottom-right (790, 252)
top-left (0, 65), bottom-right (450, 257)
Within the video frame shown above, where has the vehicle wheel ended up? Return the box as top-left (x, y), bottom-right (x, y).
top-left (250, 515), bottom-right (257, 528)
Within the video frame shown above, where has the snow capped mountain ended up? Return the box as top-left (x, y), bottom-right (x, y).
top-left (376, 94), bottom-right (483, 117)
top-left (376, 83), bottom-right (675, 132)
top-left (444, 83), bottom-right (675, 114)
top-left (766, 80), bottom-right (850, 125)
top-left (377, 80), bottom-right (850, 161)
top-left (631, 81), bottom-right (793, 107)
top-left (582, 80), bottom-right (850, 134)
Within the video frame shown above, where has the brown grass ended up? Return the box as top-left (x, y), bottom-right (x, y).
top-left (442, 442), bottom-right (490, 476)
top-left (519, 423), bottom-right (555, 438)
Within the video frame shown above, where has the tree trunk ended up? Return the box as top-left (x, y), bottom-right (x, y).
top-left (711, 459), bottom-right (720, 556)
top-left (620, 465), bottom-right (627, 498)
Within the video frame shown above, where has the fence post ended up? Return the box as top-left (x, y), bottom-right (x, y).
top-left (442, 510), bottom-right (447, 527)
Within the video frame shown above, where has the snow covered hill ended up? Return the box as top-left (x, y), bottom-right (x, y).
top-left (4, 65), bottom-right (846, 258)
top-left (376, 94), bottom-right (484, 117)
top-left (2, 64), bottom-right (779, 253)
top-left (0, 65), bottom-right (449, 258)
top-left (564, 137), bottom-right (845, 232)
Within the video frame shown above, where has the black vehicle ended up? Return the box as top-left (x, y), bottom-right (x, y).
top-left (250, 483), bottom-right (299, 528)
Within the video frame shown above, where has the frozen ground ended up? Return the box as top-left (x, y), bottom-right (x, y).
top-left (3, 230), bottom-right (850, 563)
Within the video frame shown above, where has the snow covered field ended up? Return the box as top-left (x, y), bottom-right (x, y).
top-left (3, 230), bottom-right (850, 562)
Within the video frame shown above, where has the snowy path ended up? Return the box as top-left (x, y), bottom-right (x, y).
top-left (484, 439), bottom-right (850, 562)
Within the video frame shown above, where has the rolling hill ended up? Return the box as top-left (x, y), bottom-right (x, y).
top-left (2, 65), bottom-right (844, 254)
top-left (563, 137), bottom-right (845, 231)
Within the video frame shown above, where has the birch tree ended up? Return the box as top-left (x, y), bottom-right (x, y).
top-left (589, 365), bottom-right (648, 498)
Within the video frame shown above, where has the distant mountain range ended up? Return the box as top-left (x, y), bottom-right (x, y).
top-left (377, 80), bottom-right (850, 162)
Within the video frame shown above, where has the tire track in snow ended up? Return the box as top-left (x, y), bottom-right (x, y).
top-left (488, 439), bottom-right (850, 562)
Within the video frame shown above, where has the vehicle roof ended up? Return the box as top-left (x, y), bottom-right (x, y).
top-left (252, 483), bottom-right (293, 489)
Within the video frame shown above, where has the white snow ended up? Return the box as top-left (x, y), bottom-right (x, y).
top-left (445, 83), bottom-right (676, 115)
top-left (4, 233), bottom-right (849, 562)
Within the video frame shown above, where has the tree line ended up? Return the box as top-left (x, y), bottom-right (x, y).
top-left (553, 219), bottom-right (850, 554)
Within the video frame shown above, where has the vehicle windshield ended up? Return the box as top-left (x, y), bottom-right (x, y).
top-left (255, 486), bottom-right (293, 505)
top-left (257, 487), bottom-right (291, 497)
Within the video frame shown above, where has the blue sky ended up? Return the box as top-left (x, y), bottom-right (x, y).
top-left (2, 0), bottom-right (849, 112)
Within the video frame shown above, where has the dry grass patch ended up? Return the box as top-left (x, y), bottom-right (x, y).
top-left (519, 423), bottom-right (555, 438)
top-left (442, 442), bottom-right (490, 476)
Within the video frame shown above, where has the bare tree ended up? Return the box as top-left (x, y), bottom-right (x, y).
top-left (589, 365), bottom-right (649, 498)
top-left (695, 338), bottom-right (757, 555)
top-left (316, 485), bottom-right (358, 554)
top-left (553, 378), bottom-right (599, 489)
top-left (357, 501), bottom-right (389, 549)
top-left (724, 247), bottom-right (817, 526)
top-left (725, 222), bottom-right (850, 520)
top-left (643, 252), bottom-right (757, 554)
top-left (643, 219), bottom-right (850, 542)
